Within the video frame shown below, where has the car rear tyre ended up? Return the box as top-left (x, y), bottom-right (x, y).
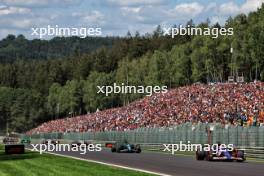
top-left (111, 147), bottom-right (116, 152)
top-left (136, 148), bottom-right (141, 153)
top-left (237, 151), bottom-right (245, 162)
top-left (205, 151), bottom-right (212, 161)
top-left (196, 151), bottom-right (205, 160)
top-left (135, 144), bottom-right (141, 153)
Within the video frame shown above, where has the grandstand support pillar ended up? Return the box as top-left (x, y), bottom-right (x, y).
top-left (207, 126), bottom-right (214, 145)
top-left (256, 127), bottom-right (259, 147)
top-left (227, 127), bottom-right (229, 145)
top-left (236, 127), bottom-right (239, 146)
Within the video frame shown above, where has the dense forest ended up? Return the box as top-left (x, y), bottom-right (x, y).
top-left (0, 35), bottom-right (117, 62)
top-left (0, 5), bottom-right (263, 133)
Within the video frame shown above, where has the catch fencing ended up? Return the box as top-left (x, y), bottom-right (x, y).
top-left (28, 123), bottom-right (264, 148)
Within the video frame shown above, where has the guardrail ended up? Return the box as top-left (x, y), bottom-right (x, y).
top-left (28, 124), bottom-right (264, 147)
top-left (0, 136), bottom-right (4, 144)
top-left (239, 147), bottom-right (264, 159)
top-left (26, 123), bottom-right (264, 159)
top-left (23, 136), bottom-right (264, 159)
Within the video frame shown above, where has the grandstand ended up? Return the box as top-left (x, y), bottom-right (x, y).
top-left (28, 81), bottom-right (264, 134)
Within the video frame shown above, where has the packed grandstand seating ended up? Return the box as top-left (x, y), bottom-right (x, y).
top-left (27, 82), bottom-right (264, 134)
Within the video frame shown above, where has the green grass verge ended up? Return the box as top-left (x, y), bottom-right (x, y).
top-left (0, 145), bottom-right (153, 176)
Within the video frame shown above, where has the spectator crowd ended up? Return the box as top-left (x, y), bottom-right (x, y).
top-left (27, 82), bottom-right (264, 134)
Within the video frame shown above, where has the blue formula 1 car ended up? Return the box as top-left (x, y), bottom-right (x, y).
top-left (196, 145), bottom-right (245, 162)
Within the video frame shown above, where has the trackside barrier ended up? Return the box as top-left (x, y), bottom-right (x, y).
top-left (239, 147), bottom-right (264, 159)
top-left (26, 123), bottom-right (264, 159)
top-left (0, 136), bottom-right (4, 144)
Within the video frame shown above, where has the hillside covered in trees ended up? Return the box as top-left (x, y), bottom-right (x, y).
top-left (0, 36), bottom-right (117, 63)
top-left (0, 4), bottom-right (264, 133)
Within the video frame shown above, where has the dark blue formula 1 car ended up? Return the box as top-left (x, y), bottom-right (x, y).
top-left (108, 140), bottom-right (141, 153)
top-left (196, 146), bottom-right (245, 162)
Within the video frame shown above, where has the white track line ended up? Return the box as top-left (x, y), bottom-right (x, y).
top-left (44, 151), bottom-right (172, 176)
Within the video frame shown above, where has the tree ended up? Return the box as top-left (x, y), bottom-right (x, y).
top-left (83, 71), bottom-right (116, 112)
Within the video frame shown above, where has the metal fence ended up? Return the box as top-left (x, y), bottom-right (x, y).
top-left (28, 123), bottom-right (264, 147)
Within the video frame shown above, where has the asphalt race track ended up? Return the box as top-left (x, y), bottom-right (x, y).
top-left (49, 149), bottom-right (263, 176)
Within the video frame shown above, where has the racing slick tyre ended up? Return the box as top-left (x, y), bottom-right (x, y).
top-left (237, 150), bottom-right (245, 162)
top-left (205, 151), bottom-right (213, 161)
top-left (135, 144), bottom-right (141, 153)
top-left (196, 151), bottom-right (205, 160)
top-left (111, 147), bottom-right (116, 152)
top-left (115, 144), bottom-right (121, 153)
